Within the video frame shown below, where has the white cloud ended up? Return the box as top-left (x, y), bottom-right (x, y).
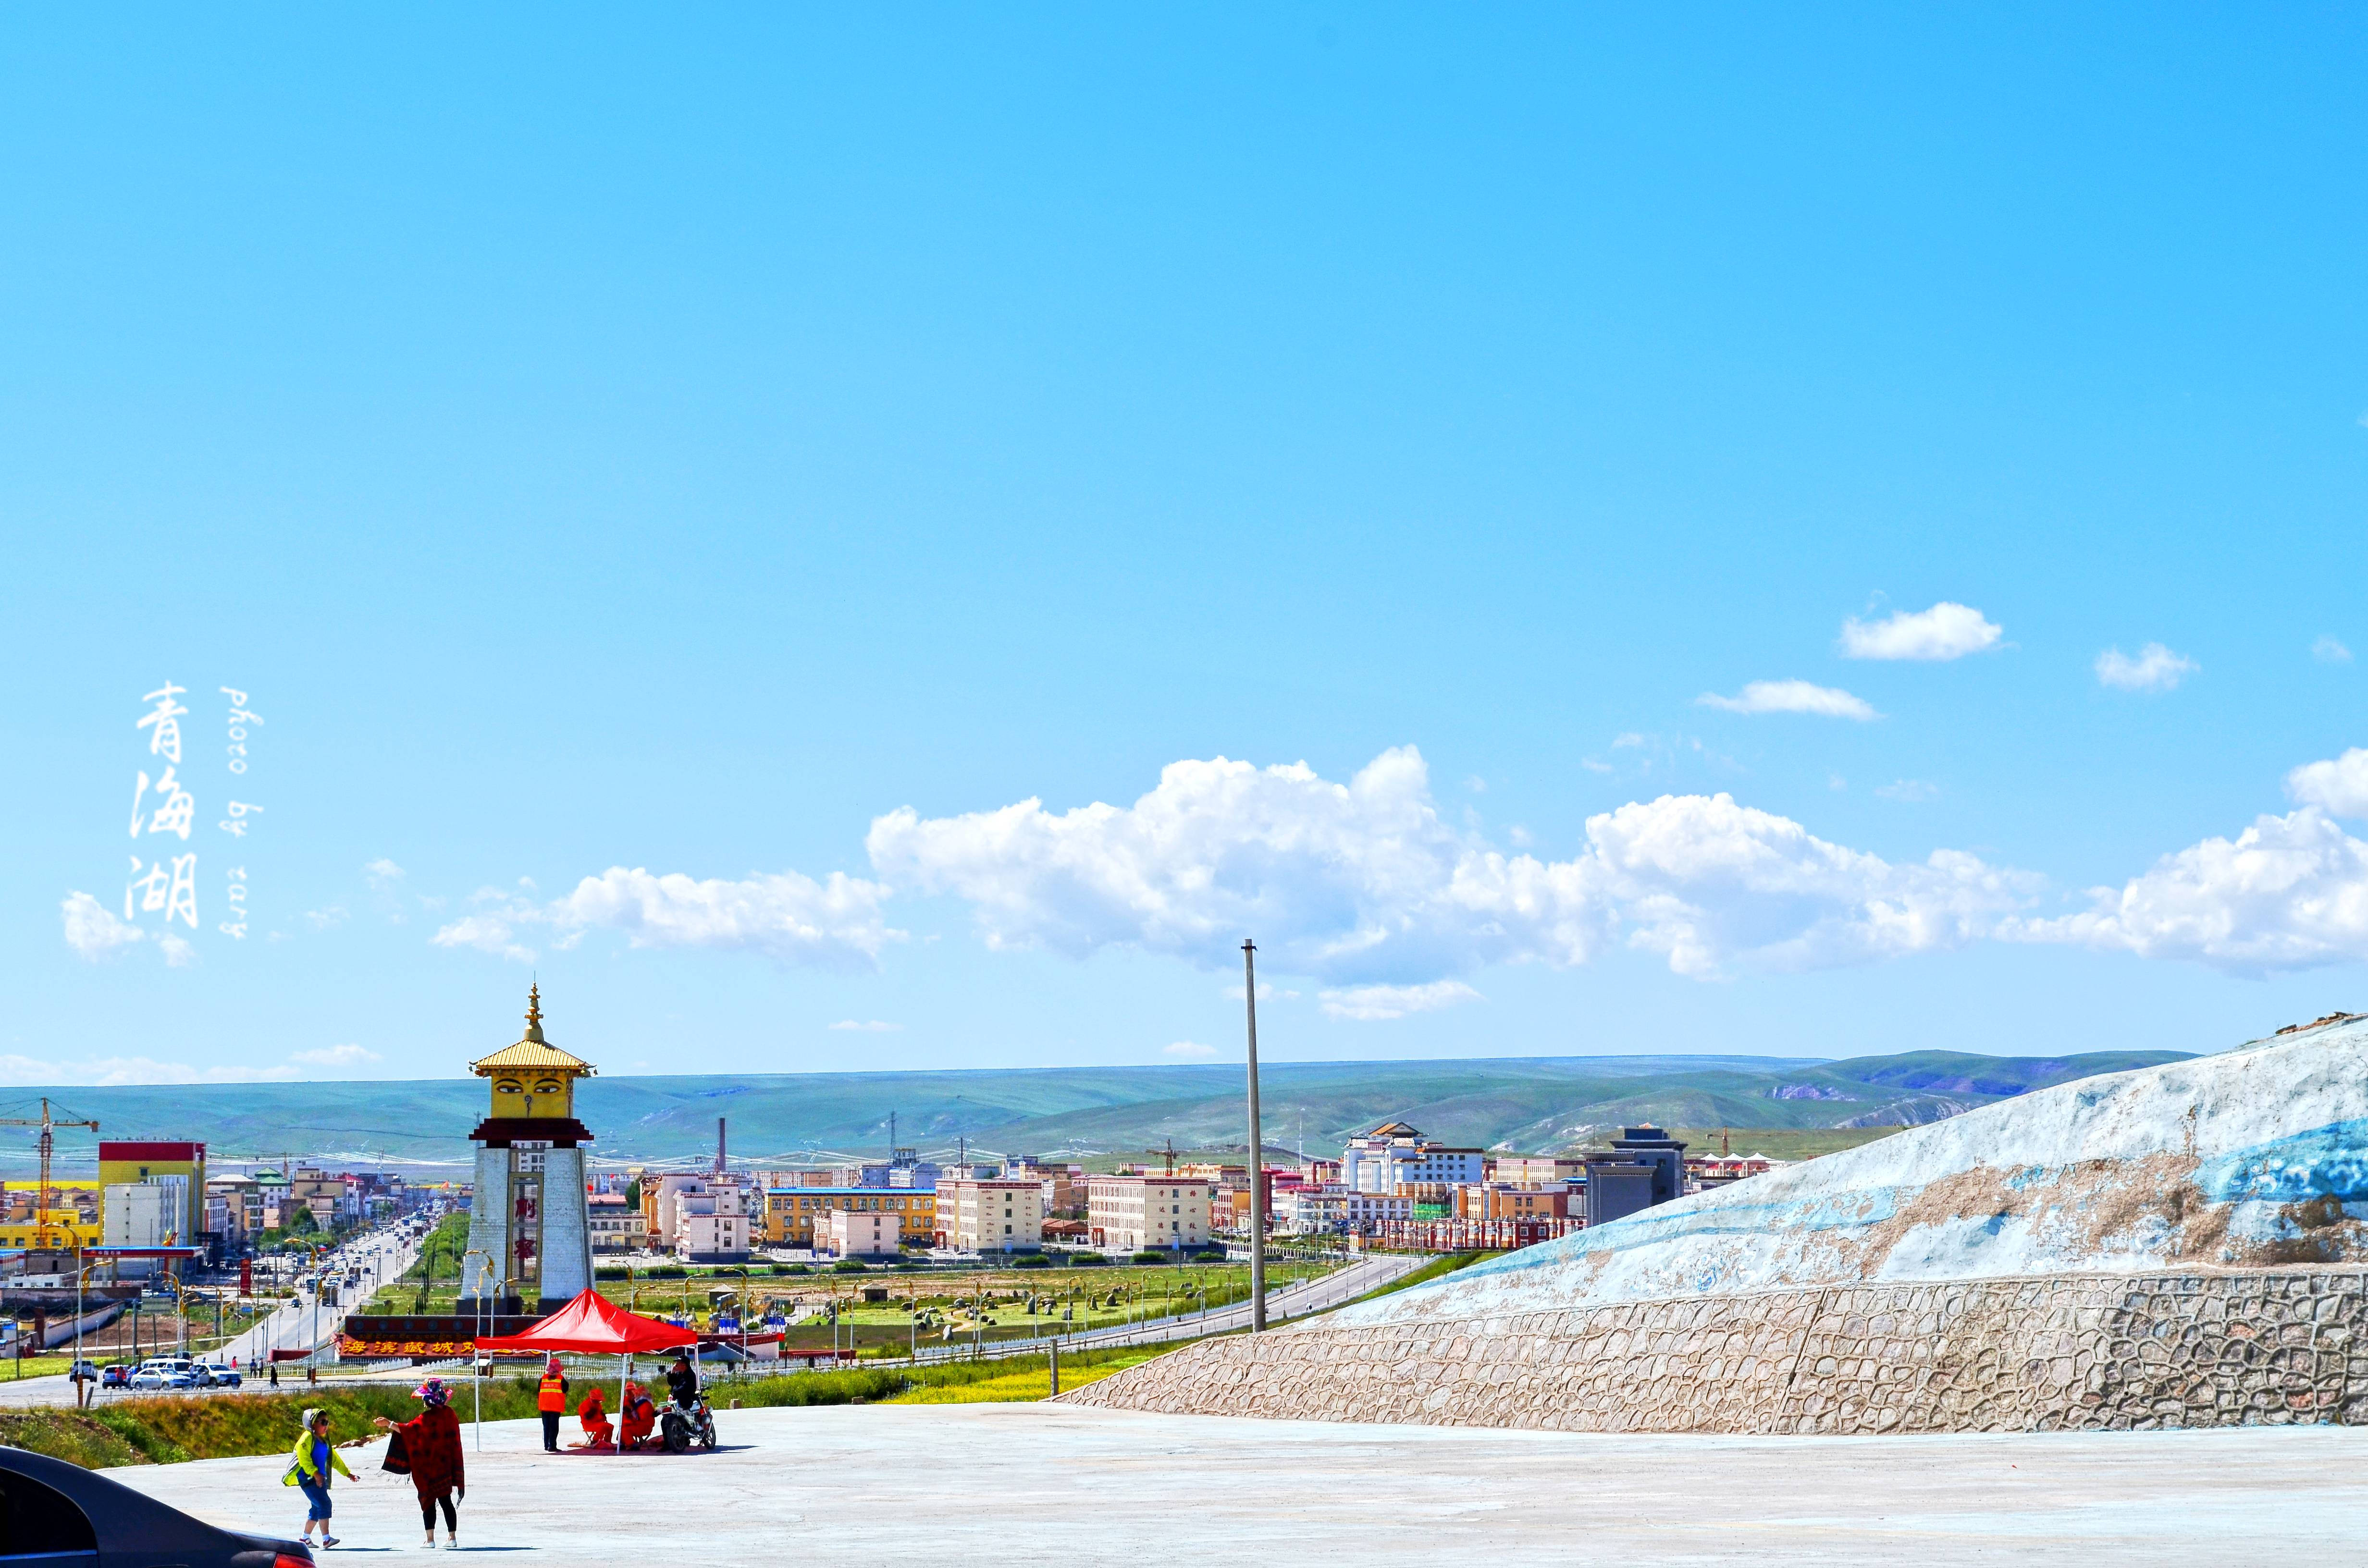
top-left (869, 747), bottom-right (2031, 983)
top-left (2095, 642), bottom-right (2198, 692)
top-left (363, 858), bottom-right (406, 888)
top-left (1320, 980), bottom-right (1483, 1021)
top-left (827, 1019), bottom-right (903, 1033)
top-left (2010, 806), bottom-right (2368, 974)
top-left (2287, 748), bottom-right (2368, 819)
top-left (158, 934), bottom-right (196, 968)
top-left (1875, 780), bottom-right (1940, 803)
top-left (2314, 636), bottom-right (2354, 665)
top-left (290, 1043), bottom-right (382, 1067)
top-left (1696, 680), bottom-right (1879, 720)
top-left (1840, 601), bottom-right (2003, 662)
top-left (1580, 759), bottom-right (1613, 774)
top-left (1162, 1041), bottom-right (1219, 1059)
top-left (60, 893), bottom-right (143, 960)
top-left (433, 867), bottom-right (900, 968)
top-left (0, 1054), bottom-right (300, 1087)
top-left (1223, 982), bottom-right (1299, 1001)
top-left (304, 906), bottom-right (348, 931)
top-left (1611, 734), bottom-right (1646, 748)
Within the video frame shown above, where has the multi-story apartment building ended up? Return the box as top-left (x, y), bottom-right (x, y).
top-left (1085, 1175), bottom-right (1209, 1253)
top-left (673, 1182), bottom-right (752, 1261)
top-left (764, 1187), bottom-right (934, 1250)
top-left (1490, 1155), bottom-right (1587, 1188)
top-left (1341, 1123), bottom-right (1485, 1195)
top-left (587, 1191), bottom-right (644, 1252)
top-left (819, 1209), bottom-right (900, 1258)
top-left (1455, 1184), bottom-right (1569, 1221)
top-left (935, 1178), bottom-right (1044, 1253)
top-left (1276, 1187), bottom-right (1414, 1236)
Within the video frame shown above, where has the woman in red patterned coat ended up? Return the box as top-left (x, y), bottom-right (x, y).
top-left (374, 1377), bottom-right (466, 1550)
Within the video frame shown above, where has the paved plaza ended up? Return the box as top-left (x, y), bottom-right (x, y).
top-left (109, 1404), bottom-right (2363, 1565)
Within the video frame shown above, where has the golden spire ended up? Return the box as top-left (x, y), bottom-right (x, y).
top-left (524, 983), bottom-right (545, 1044)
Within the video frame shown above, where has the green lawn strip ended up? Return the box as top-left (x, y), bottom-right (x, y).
top-left (1333, 1250), bottom-right (1492, 1310)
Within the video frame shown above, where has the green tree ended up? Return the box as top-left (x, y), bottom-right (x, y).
top-left (284, 1205), bottom-right (318, 1236)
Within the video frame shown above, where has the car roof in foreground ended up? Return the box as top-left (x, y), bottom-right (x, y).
top-left (0, 1445), bottom-right (307, 1560)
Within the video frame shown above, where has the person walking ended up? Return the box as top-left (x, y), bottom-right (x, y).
top-left (374, 1377), bottom-right (465, 1551)
top-left (535, 1354), bottom-right (567, 1453)
top-left (284, 1407), bottom-right (356, 1550)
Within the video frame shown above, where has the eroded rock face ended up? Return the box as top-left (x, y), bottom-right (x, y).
top-left (1339, 1017), bottom-right (2368, 1331)
top-left (1062, 1269), bottom-right (2368, 1433)
top-left (1064, 1021), bottom-right (2368, 1432)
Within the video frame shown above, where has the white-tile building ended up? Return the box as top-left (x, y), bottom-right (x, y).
top-left (819, 1209), bottom-right (900, 1258)
top-left (1275, 1186), bottom-right (1413, 1236)
top-left (1086, 1176), bottom-right (1209, 1253)
top-left (1341, 1122), bottom-right (1484, 1194)
top-left (936, 1178), bottom-right (1044, 1253)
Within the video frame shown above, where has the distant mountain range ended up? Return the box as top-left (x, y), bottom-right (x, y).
top-left (0, 1047), bottom-right (2189, 1175)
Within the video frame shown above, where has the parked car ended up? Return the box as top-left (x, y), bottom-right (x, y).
top-left (127, 1361), bottom-right (198, 1391)
top-left (195, 1362), bottom-right (242, 1388)
top-left (99, 1364), bottom-right (132, 1390)
top-left (0, 1441), bottom-right (312, 1567)
top-left (66, 1360), bottom-right (100, 1384)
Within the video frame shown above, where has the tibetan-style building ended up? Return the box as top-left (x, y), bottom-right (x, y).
top-left (458, 986), bottom-right (595, 1315)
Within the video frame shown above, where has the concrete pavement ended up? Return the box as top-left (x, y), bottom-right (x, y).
top-left (107, 1402), bottom-right (2366, 1564)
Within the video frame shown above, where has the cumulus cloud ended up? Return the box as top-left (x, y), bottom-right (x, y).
top-left (61, 893), bottom-right (144, 960)
top-left (1320, 980), bottom-right (1483, 1021)
top-left (827, 1019), bottom-right (902, 1033)
top-left (1840, 601), bottom-right (2004, 662)
top-left (1162, 1041), bottom-right (1219, 1059)
top-left (433, 867), bottom-right (900, 968)
top-left (868, 747), bottom-right (2031, 983)
top-left (2287, 748), bottom-right (2368, 818)
top-left (2010, 806), bottom-right (2368, 974)
top-left (1696, 680), bottom-right (1879, 721)
top-left (304, 906), bottom-right (348, 931)
top-left (363, 858), bottom-right (406, 888)
top-left (2313, 636), bottom-right (2353, 665)
top-left (1875, 780), bottom-right (1940, 803)
top-left (2096, 643), bottom-right (2198, 692)
top-left (290, 1043), bottom-right (382, 1067)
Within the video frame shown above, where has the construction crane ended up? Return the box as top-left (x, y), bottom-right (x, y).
top-left (0, 1099), bottom-right (100, 1251)
top-left (1146, 1138), bottom-right (1178, 1176)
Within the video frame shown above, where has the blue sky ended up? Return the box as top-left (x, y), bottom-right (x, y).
top-left (5, 8), bottom-right (2366, 1084)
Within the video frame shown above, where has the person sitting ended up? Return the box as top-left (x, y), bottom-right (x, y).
top-left (618, 1381), bottom-right (657, 1449)
top-left (574, 1386), bottom-right (614, 1450)
top-left (666, 1353), bottom-right (701, 1411)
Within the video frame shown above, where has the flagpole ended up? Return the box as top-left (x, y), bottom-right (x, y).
top-left (1242, 940), bottom-right (1266, 1335)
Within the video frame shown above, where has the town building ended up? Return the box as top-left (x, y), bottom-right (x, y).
top-left (1341, 1123), bottom-right (1485, 1194)
top-left (102, 1180), bottom-right (184, 1247)
top-left (818, 1209), bottom-right (900, 1258)
top-left (587, 1191), bottom-right (643, 1252)
top-left (1085, 1175), bottom-right (1210, 1252)
top-left (1277, 1187), bottom-right (1414, 1236)
top-left (1491, 1155), bottom-right (1586, 1188)
top-left (1456, 1184), bottom-right (1570, 1221)
top-left (458, 985), bottom-right (597, 1314)
top-left (673, 1182), bottom-right (752, 1261)
top-left (99, 1141), bottom-right (207, 1243)
top-left (1582, 1127), bottom-right (1688, 1228)
top-left (764, 1187), bottom-right (935, 1249)
top-left (935, 1178), bottom-right (1044, 1253)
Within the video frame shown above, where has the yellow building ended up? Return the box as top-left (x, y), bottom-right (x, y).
top-left (764, 1187), bottom-right (933, 1248)
top-left (0, 1212), bottom-right (102, 1250)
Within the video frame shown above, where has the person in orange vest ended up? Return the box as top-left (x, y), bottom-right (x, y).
top-left (575, 1385), bottom-right (613, 1450)
top-left (536, 1355), bottom-right (568, 1453)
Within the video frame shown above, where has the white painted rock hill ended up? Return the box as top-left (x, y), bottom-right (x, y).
top-left (1339, 1015), bottom-right (2368, 1329)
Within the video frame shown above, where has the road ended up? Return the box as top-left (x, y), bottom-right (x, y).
top-left (903, 1250), bottom-right (1429, 1364)
top-left (0, 1218), bottom-right (427, 1409)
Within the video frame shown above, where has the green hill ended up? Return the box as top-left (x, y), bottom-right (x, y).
top-left (0, 1047), bottom-right (2189, 1175)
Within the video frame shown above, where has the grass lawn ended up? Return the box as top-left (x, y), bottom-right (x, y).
top-left (884, 1346), bottom-right (1164, 1404)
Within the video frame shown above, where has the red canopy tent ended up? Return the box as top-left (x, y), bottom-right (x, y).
top-left (474, 1289), bottom-right (698, 1455)
top-left (475, 1288), bottom-right (699, 1357)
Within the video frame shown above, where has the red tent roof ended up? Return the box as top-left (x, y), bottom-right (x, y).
top-left (474, 1288), bottom-right (700, 1356)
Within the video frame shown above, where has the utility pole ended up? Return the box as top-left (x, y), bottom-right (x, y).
top-left (1242, 940), bottom-right (1267, 1334)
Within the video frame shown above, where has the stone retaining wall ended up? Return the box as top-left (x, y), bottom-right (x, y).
top-left (1059, 1269), bottom-right (2368, 1433)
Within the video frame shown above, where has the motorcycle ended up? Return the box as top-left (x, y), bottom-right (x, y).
top-left (658, 1391), bottom-right (717, 1454)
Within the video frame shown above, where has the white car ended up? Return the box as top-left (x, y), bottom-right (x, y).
top-left (127, 1360), bottom-right (199, 1391)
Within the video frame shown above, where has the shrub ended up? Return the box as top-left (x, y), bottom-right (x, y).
top-left (641, 1266), bottom-right (686, 1279)
top-left (830, 1260), bottom-right (868, 1274)
top-left (1132, 1251), bottom-right (1170, 1265)
top-left (1068, 1253), bottom-right (1106, 1266)
top-left (1011, 1254), bottom-right (1051, 1269)
top-left (780, 1263), bottom-right (812, 1275)
top-left (594, 1266), bottom-right (630, 1280)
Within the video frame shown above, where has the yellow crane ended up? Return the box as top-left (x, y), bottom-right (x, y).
top-left (0, 1099), bottom-right (100, 1251)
